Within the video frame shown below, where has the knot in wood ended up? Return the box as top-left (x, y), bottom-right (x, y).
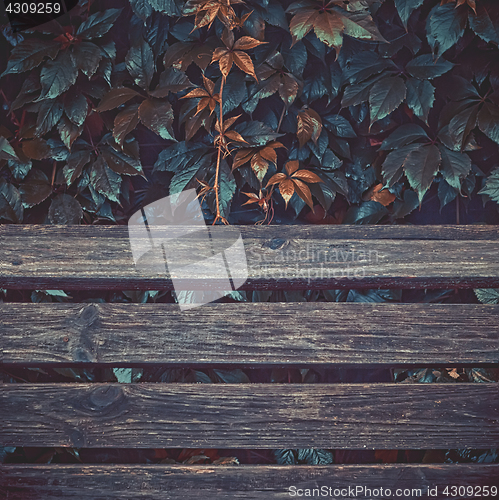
top-left (89, 386), bottom-right (124, 409)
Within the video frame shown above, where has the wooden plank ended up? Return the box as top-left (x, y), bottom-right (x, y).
top-left (1, 225), bottom-right (498, 290)
top-left (1, 464), bottom-right (498, 500)
top-left (1, 383), bottom-right (497, 448)
top-left (2, 303), bottom-right (498, 366)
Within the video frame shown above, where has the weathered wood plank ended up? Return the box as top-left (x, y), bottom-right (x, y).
top-left (1, 464), bottom-right (498, 500)
top-left (1, 384), bottom-right (497, 448)
top-left (1, 225), bottom-right (498, 290)
top-left (2, 303), bottom-right (498, 366)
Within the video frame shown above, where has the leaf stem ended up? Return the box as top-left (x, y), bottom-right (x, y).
top-left (213, 77), bottom-right (225, 225)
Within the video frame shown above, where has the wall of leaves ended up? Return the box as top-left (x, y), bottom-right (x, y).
top-left (1, 0), bottom-right (499, 225)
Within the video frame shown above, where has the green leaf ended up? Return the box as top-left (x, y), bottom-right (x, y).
top-left (274, 450), bottom-right (297, 465)
top-left (72, 41), bottom-right (103, 78)
top-left (76, 8), bottom-right (122, 39)
top-left (126, 39), bottom-right (155, 90)
top-left (335, 7), bottom-right (387, 44)
top-left (149, 0), bottom-right (182, 16)
top-left (169, 152), bottom-right (212, 195)
top-left (100, 146), bottom-right (144, 177)
top-left (281, 40), bottom-right (307, 78)
top-left (323, 115), bottom-right (356, 138)
top-left (343, 200), bottom-right (388, 224)
top-left (35, 99), bottom-right (64, 136)
top-left (63, 150), bottom-right (93, 186)
top-left (297, 449), bottom-right (333, 465)
top-left (65, 93), bottom-right (88, 127)
top-left (438, 145), bottom-right (471, 191)
top-left (382, 143), bottom-right (421, 186)
top-left (48, 194), bottom-right (83, 224)
top-left (448, 102), bottom-right (479, 150)
top-left (380, 124), bottom-right (429, 151)
top-left (474, 288), bottom-right (499, 304)
top-left (58, 115), bottom-right (83, 150)
top-left (90, 155), bottom-right (122, 202)
top-left (478, 167), bottom-right (499, 203)
top-left (426, 3), bottom-right (467, 56)
top-left (1, 39), bottom-right (60, 76)
top-left (403, 144), bottom-right (441, 203)
top-left (113, 104), bottom-right (140, 146)
top-left (129, 0), bottom-right (153, 21)
top-left (405, 78), bottom-right (435, 124)
top-left (218, 71), bottom-right (247, 114)
top-left (405, 54), bottom-right (454, 80)
top-left (138, 98), bottom-right (175, 141)
top-left (19, 168), bottom-right (52, 208)
top-left (0, 180), bottom-right (23, 222)
top-left (478, 103), bottom-right (499, 145)
top-left (391, 189), bottom-right (419, 221)
top-left (150, 68), bottom-right (194, 97)
top-left (39, 51), bottom-right (79, 101)
top-left (154, 141), bottom-right (210, 173)
top-left (96, 87), bottom-right (140, 112)
top-left (234, 121), bottom-right (284, 146)
top-left (0, 137), bottom-right (18, 161)
top-left (216, 159), bottom-right (236, 218)
top-left (394, 0), bottom-right (424, 29)
top-left (469, 2), bottom-right (499, 45)
top-left (369, 76), bottom-right (406, 125)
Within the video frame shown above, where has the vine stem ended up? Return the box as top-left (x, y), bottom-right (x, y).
top-left (213, 76), bottom-right (225, 225)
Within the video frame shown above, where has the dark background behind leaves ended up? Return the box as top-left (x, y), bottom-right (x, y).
top-left (1, 0), bottom-right (498, 466)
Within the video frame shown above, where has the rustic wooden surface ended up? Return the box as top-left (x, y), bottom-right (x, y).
top-left (1, 464), bottom-right (498, 499)
top-left (2, 303), bottom-right (498, 366)
top-left (1, 383), bottom-right (497, 449)
top-left (1, 225), bottom-right (498, 289)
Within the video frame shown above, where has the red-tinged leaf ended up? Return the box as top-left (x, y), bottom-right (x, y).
top-left (313, 11), bottom-right (344, 51)
top-left (292, 177), bottom-right (315, 210)
top-left (212, 47), bottom-right (229, 62)
top-left (375, 450), bottom-right (399, 463)
top-left (195, 7), bottom-right (218, 29)
top-left (185, 107), bottom-right (215, 141)
top-left (279, 178), bottom-right (296, 208)
top-left (403, 144), bottom-right (441, 203)
top-left (113, 104), bottom-right (140, 146)
top-left (138, 99), bottom-right (175, 141)
top-left (96, 88), bottom-right (139, 112)
top-left (279, 74), bottom-right (300, 107)
top-left (292, 169), bottom-right (323, 183)
top-left (289, 10), bottom-right (319, 44)
top-left (267, 172), bottom-right (288, 185)
top-left (221, 115), bottom-right (241, 131)
top-left (364, 183), bottom-right (397, 206)
top-left (233, 36), bottom-right (267, 50)
top-left (259, 146), bottom-right (277, 163)
top-left (369, 76), bottom-right (406, 126)
top-left (232, 51), bottom-right (258, 81)
top-left (21, 138), bottom-right (51, 160)
top-left (251, 153), bottom-right (270, 181)
top-left (297, 108), bottom-right (323, 147)
top-left (182, 88), bottom-right (210, 99)
top-left (232, 149), bottom-right (255, 169)
top-left (285, 160), bottom-right (300, 175)
top-left (19, 168), bottom-right (52, 208)
top-left (219, 53), bottom-right (234, 78)
top-left (225, 130), bottom-right (248, 143)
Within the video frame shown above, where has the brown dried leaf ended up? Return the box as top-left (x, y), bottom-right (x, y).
top-left (232, 51), bottom-right (258, 81)
top-left (233, 36), bottom-right (267, 50)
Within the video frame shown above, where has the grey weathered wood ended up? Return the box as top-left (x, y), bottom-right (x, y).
top-left (1, 383), bottom-right (497, 448)
top-left (1, 464), bottom-right (498, 499)
top-left (1, 225), bottom-right (498, 290)
top-left (2, 303), bottom-right (498, 365)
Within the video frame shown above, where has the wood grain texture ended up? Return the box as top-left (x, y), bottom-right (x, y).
top-left (1, 225), bottom-right (498, 290)
top-left (1, 464), bottom-right (498, 500)
top-left (1, 383), bottom-right (497, 449)
top-left (2, 303), bottom-right (498, 366)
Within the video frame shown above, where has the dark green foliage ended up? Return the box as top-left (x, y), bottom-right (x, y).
top-left (0, 0), bottom-right (498, 224)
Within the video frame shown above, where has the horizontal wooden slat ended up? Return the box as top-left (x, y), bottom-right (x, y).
top-left (1, 464), bottom-right (498, 499)
top-left (1, 383), bottom-right (497, 449)
top-left (1, 225), bottom-right (498, 290)
top-left (1, 303), bottom-right (498, 365)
